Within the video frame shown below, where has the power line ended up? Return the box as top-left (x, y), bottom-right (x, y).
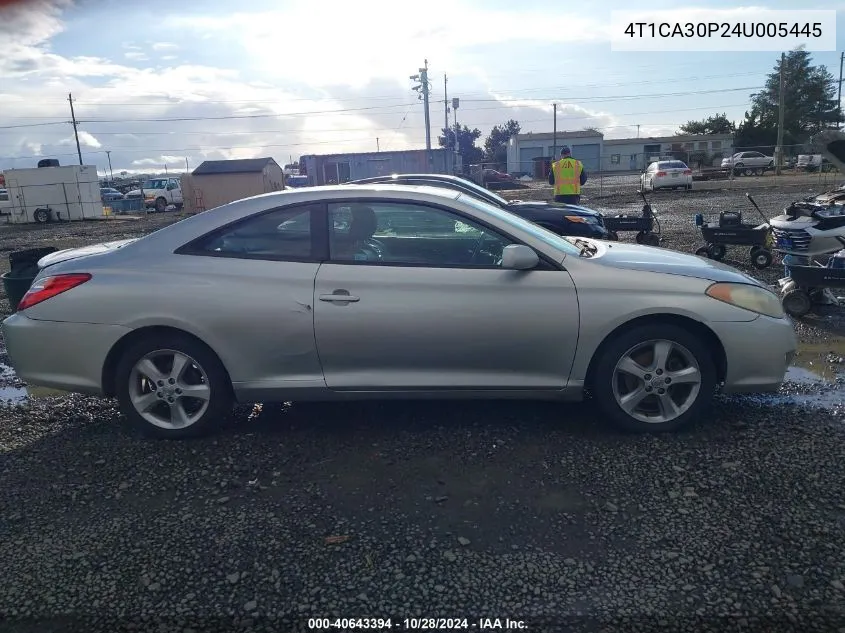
top-left (36, 70), bottom-right (765, 108)
top-left (0, 102), bottom-right (744, 138)
top-left (0, 119), bottom-right (738, 162)
top-left (463, 86), bottom-right (763, 104)
top-left (0, 85), bottom-right (760, 132)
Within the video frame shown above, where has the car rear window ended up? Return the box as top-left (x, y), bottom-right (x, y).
top-left (658, 161), bottom-right (688, 169)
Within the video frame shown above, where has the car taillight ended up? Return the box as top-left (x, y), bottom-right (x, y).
top-left (683, 169), bottom-right (692, 175)
top-left (656, 171), bottom-right (667, 176)
top-left (17, 273), bottom-right (91, 311)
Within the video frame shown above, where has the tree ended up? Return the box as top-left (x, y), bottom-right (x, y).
top-left (734, 49), bottom-right (840, 151)
top-left (677, 113), bottom-right (735, 136)
top-left (438, 125), bottom-right (484, 168)
top-left (483, 119), bottom-right (521, 168)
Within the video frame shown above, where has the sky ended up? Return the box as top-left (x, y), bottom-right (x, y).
top-left (1, 0), bottom-right (844, 177)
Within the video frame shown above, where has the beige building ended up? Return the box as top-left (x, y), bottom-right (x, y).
top-left (182, 157), bottom-right (285, 213)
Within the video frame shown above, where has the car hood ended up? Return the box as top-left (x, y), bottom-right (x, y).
top-left (591, 241), bottom-right (762, 284)
top-left (508, 200), bottom-right (601, 217)
top-left (38, 238), bottom-right (138, 268)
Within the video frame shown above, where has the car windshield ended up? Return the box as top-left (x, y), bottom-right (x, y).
top-left (455, 193), bottom-right (581, 257)
top-left (142, 179), bottom-right (167, 189)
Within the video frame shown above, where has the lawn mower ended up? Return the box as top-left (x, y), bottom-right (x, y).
top-left (778, 254), bottom-right (845, 317)
top-left (693, 193), bottom-right (774, 269)
top-left (602, 189), bottom-right (661, 246)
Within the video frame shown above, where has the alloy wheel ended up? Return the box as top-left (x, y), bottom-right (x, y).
top-left (128, 349), bottom-right (211, 429)
top-left (611, 339), bottom-right (702, 424)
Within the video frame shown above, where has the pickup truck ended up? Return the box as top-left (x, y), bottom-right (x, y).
top-left (720, 151), bottom-right (775, 176)
top-left (125, 177), bottom-right (183, 212)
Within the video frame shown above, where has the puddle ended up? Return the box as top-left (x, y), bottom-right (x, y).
top-left (0, 362), bottom-right (70, 404)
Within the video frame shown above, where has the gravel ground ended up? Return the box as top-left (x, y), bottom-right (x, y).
top-left (2, 190), bottom-right (845, 632)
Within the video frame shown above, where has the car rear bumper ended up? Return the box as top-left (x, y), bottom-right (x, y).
top-left (711, 315), bottom-right (797, 393)
top-left (2, 313), bottom-right (130, 395)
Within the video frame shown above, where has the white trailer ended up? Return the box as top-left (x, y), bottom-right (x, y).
top-left (3, 164), bottom-right (102, 224)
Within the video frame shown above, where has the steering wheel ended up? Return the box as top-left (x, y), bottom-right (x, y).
top-left (363, 237), bottom-right (387, 260)
top-left (470, 235), bottom-right (504, 266)
top-left (469, 234), bottom-right (488, 264)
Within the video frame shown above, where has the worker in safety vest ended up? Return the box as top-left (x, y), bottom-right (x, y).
top-left (548, 146), bottom-right (588, 205)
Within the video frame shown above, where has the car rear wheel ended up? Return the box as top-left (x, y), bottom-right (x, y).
top-left (591, 324), bottom-right (716, 432)
top-left (115, 333), bottom-right (233, 439)
top-left (154, 197), bottom-right (167, 213)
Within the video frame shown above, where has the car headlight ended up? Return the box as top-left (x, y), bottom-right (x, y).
top-left (705, 282), bottom-right (785, 319)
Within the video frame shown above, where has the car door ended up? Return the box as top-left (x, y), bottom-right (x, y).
top-left (174, 202), bottom-right (325, 397)
top-left (312, 198), bottom-right (579, 390)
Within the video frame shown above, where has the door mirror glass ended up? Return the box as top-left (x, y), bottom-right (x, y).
top-left (500, 244), bottom-right (539, 270)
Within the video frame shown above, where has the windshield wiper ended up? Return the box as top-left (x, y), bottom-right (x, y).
top-left (572, 238), bottom-right (597, 257)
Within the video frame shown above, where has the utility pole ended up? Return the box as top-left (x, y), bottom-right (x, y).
top-left (452, 97), bottom-right (460, 175)
top-left (553, 103), bottom-right (558, 162)
top-left (185, 157), bottom-right (189, 173)
top-left (105, 150), bottom-right (114, 184)
top-left (68, 93), bottom-right (83, 166)
top-left (444, 74), bottom-right (451, 170)
top-left (776, 52), bottom-right (785, 175)
top-left (838, 51), bottom-right (843, 129)
top-left (411, 60), bottom-right (432, 166)
top-left (376, 137), bottom-right (380, 152)
top-left (637, 124), bottom-right (640, 138)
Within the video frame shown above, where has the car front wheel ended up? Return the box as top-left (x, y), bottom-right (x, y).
top-left (591, 323), bottom-right (716, 432)
top-left (115, 333), bottom-right (233, 439)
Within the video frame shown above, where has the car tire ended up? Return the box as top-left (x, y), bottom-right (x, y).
top-left (591, 323), bottom-right (717, 433)
top-left (695, 246), bottom-right (710, 258)
top-left (33, 208), bottom-right (50, 223)
top-left (607, 231), bottom-right (619, 241)
top-left (154, 197), bottom-right (167, 213)
top-left (115, 332), bottom-right (233, 439)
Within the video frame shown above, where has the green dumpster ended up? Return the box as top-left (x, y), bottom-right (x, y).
top-left (3, 247), bottom-right (59, 312)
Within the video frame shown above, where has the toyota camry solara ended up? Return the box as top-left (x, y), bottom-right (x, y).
top-left (2, 184), bottom-right (797, 439)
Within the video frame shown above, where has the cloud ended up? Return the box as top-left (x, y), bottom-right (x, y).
top-left (171, 0), bottom-right (609, 87)
top-left (57, 130), bottom-right (101, 148)
top-left (0, 1), bottom-right (752, 178)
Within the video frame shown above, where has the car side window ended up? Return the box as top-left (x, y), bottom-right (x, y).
top-left (184, 203), bottom-right (319, 260)
top-left (326, 201), bottom-right (513, 268)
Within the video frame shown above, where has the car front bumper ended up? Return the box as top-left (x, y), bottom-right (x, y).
top-left (2, 313), bottom-right (130, 395)
top-left (710, 315), bottom-right (797, 393)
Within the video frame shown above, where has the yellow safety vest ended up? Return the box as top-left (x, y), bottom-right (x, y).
top-left (552, 158), bottom-right (582, 196)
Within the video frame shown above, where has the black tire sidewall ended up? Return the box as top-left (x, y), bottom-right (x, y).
top-left (752, 251), bottom-right (772, 269)
top-left (591, 323), bottom-right (717, 433)
top-left (782, 289), bottom-right (811, 318)
top-left (155, 197), bottom-right (167, 213)
top-left (115, 333), bottom-right (232, 439)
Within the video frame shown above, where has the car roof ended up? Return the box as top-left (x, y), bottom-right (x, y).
top-left (122, 184), bottom-right (465, 249)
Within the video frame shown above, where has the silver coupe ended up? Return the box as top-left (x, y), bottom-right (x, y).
top-left (2, 184), bottom-right (797, 439)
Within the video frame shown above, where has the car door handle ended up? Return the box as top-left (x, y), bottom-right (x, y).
top-left (319, 293), bottom-right (360, 303)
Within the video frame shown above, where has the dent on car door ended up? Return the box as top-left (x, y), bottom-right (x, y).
top-left (312, 199), bottom-right (580, 390)
top-left (174, 202), bottom-right (325, 396)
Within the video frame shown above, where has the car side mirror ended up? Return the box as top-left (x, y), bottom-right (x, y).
top-left (501, 244), bottom-right (539, 270)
